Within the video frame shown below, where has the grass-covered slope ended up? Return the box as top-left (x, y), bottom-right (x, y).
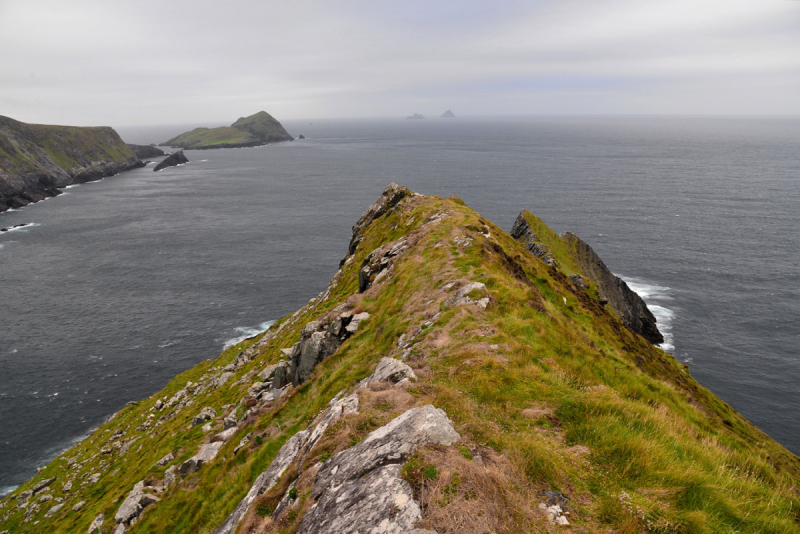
top-left (164, 111), bottom-right (292, 149)
top-left (2, 185), bottom-right (798, 533)
top-left (0, 115), bottom-right (141, 212)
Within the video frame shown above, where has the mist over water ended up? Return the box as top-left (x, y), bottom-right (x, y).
top-left (1, 116), bottom-right (798, 491)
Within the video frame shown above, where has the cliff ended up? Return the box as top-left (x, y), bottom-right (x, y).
top-left (0, 115), bottom-right (143, 212)
top-left (510, 210), bottom-right (664, 344)
top-left (164, 112), bottom-right (293, 150)
top-left (126, 144), bottom-right (165, 159)
top-left (2, 185), bottom-right (797, 534)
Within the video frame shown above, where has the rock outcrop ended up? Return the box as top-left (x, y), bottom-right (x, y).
top-left (126, 144), bottom-right (165, 159)
top-left (510, 211), bottom-right (663, 344)
top-left (0, 114), bottom-right (144, 212)
top-left (153, 150), bottom-right (188, 172)
top-left (341, 183), bottom-right (412, 265)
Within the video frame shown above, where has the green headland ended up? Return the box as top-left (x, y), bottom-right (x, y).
top-left (164, 111), bottom-right (293, 150)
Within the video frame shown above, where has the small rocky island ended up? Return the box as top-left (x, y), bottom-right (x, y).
top-left (0, 115), bottom-right (143, 212)
top-left (164, 111), bottom-right (293, 150)
top-left (440, 109), bottom-right (456, 118)
top-left (153, 150), bottom-right (188, 172)
top-left (406, 113), bottom-right (425, 119)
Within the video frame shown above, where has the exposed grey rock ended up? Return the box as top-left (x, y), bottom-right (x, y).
top-left (153, 149), bottom-right (188, 172)
top-left (191, 406), bottom-right (217, 427)
top-left (345, 312), bottom-right (370, 335)
top-left (87, 513), bottom-right (105, 533)
top-left (72, 500), bottom-right (87, 512)
top-left (155, 452), bottom-right (174, 467)
top-left (258, 361), bottom-right (287, 382)
top-left (509, 214), bottom-right (559, 267)
top-left (38, 493), bottom-right (52, 502)
top-left (359, 357), bottom-right (417, 388)
top-left (214, 372), bottom-right (233, 388)
top-left (444, 282), bottom-right (487, 308)
top-left (287, 325), bottom-right (341, 386)
top-left (154, 399), bottom-right (164, 410)
top-left (17, 490), bottom-right (32, 506)
top-left (114, 481), bottom-right (160, 524)
top-left (248, 381), bottom-right (270, 396)
top-left (45, 503), bottom-right (63, 516)
top-left (179, 442), bottom-right (224, 477)
top-left (258, 385), bottom-right (289, 403)
top-left (341, 183), bottom-right (411, 266)
top-left (223, 415), bottom-right (238, 429)
top-left (301, 405), bottom-right (459, 534)
top-left (115, 524), bottom-right (126, 534)
top-left (163, 465), bottom-right (179, 487)
top-left (359, 238), bottom-right (408, 292)
top-left (270, 361), bottom-right (290, 390)
top-left (32, 477), bottom-right (56, 494)
top-left (214, 427), bottom-right (238, 442)
top-left (234, 432), bottom-right (253, 454)
top-left (214, 393), bottom-right (359, 534)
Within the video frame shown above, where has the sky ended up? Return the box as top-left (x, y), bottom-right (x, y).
top-left (1, 0), bottom-right (799, 126)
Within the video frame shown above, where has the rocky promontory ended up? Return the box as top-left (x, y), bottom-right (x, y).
top-left (0, 115), bottom-right (144, 212)
top-left (126, 144), bottom-right (166, 159)
top-left (2, 185), bottom-right (797, 533)
top-left (164, 111), bottom-right (293, 150)
top-left (153, 150), bottom-right (189, 172)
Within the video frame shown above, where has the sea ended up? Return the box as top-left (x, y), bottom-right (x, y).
top-left (1, 116), bottom-right (798, 495)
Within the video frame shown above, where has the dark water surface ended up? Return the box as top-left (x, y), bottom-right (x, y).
top-left (1, 116), bottom-right (798, 492)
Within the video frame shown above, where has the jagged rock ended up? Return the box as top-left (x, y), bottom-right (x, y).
top-left (341, 183), bottom-right (411, 266)
top-left (444, 282), bottom-right (488, 309)
top-left (88, 513), bottom-right (104, 533)
top-left (300, 405), bottom-right (459, 534)
top-left (359, 357), bottom-right (416, 388)
top-left (270, 362), bottom-right (290, 390)
top-left (258, 361), bottom-right (287, 382)
top-left (359, 238), bottom-right (408, 292)
top-left (345, 312), bottom-right (370, 335)
top-left (32, 477), bottom-right (56, 494)
top-left (153, 150), bottom-right (188, 172)
top-left (179, 442), bottom-right (224, 477)
top-left (214, 372), bottom-right (233, 388)
top-left (191, 406), bottom-right (217, 427)
top-left (215, 393), bottom-right (359, 534)
top-left (155, 452), bottom-right (174, 467)
top-left (509, 214), bottom-right (559, 267)
top-left (287, 323), bottom-right (342, 386)
top-left (258, 385), bottom-right (289, 403)
top-left (73, 500), bottom-right (86, 512)
top-left (214, 427), bottom-right (238, 442)
top-left (163, 465), bottom-right (179, 487)
top-left (248, 381), bottom-right (270, 395)
top-left (17, 490), bottom-right (32, 506)
top-left (45, 503), bottom-right (63, 516)
top-left (39, 493), bottom-right (52, 502)
top-left (114, 481), bottom-right (160, 525)
top-left (298, 134), bottom-right (305, 139)
top-left (223, 415), bottom-right (238, 429)
top-left (234, 432), bottom-right (253, 454)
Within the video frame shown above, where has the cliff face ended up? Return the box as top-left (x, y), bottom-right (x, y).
top-left (0, 115), bottom-right (143, 212)
top-left (126, 144), bottom-right (165, 159)
top-left (2, 186), bottom-right (797, 534)
top-left (164, 111), bottom-right (292, 150)
top-left (510, 210), bottom-right (663, 344)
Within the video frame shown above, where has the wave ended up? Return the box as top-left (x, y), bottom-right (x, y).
top-left (64, 184), bottom-right (81, 189)
top-left (158, 340), bottom-right (180, 348)
top-left (0, 485), bottom-right (18, 498)
top-left (222, 320), bottom-right (275, 349)
top-left (621, 276), bottom-right (676, 353)
top-left (0, 222), bottom-right (38, 234)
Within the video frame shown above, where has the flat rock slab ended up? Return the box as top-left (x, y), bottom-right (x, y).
top-left (180, 441), bottom-right (224, 477)
top-left (359, 357), bottom-right (416, 388)
top-left (114, 481), bottom-right (160, 524)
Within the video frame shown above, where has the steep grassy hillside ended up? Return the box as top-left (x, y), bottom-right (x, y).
top-left (164, 112), bottom-right (292, 149)
top-left (0, 115), bottom-right (142, 212)
top-left (2, 185), bottom-right (797, 534)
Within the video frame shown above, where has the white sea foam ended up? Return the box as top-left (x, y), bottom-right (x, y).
top-left (158, 340), bottom-right (179, 348)
top-left (64, 184), bottom-right (81, 189)
top-left (621, 276), bottom-right (676, 353)
top-left (223, 320), bottom-right (275, 349)
top-left (0, 222), bottom-right (38, 233)
top-left (0, 485), bottom-right (19, 498)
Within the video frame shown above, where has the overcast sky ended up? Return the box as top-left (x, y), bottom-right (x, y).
top-left (1, 0), bottom-right (799, 126)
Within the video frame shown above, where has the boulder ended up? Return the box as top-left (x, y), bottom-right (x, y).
top-left (114, 481), bottom-right (160, 524)
top-left (87, 513), bottom-right (104, 533)
top-left (191, 406), bottom-right (217, 427)
top-left (444, 282), bottom-right (487, 308)
top-left (153, 150), bottom-right (188, 172)
top-left (32, 477), bottom-right (56, 494)
top-left (45, 503), bottom-right (64, 516)
top-left (155, 452), bottom-right (174, 467)
top-left (72, 500), bottom-right (87, 512)
top-left (179, 442), bottom-right (224, 477)
top-left (214, 372), bottom-right (233, 388)
top-left (359, 357), bottom-right (416, 388)
top-left (300, 405), bottom-right (459, 534)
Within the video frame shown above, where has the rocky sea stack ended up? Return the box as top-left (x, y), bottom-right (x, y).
top-left (2, 185), bottom-right (798, 533)
top-left (0, 115), bottom-right (144, 213)
top-left (153, 150), bottom-right (189, 172)
top-left (406, 113), bottom-right (425, 119)
top-left (440, 109), bottom-right (456, 118)
top-left (164, 111), bottom-right (293, 150)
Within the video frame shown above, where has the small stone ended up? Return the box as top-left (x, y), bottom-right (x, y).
top-left (191, 406), bottom-right (217, 427)
top-left (72, 500), bottom-right (86, 512)
top-left (45, 503), bottom-right (63, 517)
top-left (155, 452), bottom-right (174, 467)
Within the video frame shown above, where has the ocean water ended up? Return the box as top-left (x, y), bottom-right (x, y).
top-left (1, 116), bottom-right (798, 493)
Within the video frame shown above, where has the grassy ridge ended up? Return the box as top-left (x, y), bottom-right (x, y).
top-left (2, 187), bottom-right (797, 533)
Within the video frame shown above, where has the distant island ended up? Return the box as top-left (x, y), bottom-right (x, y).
top-left (406, 113), bottom-right (425, 120)
top-left (440, 109), bottom-right (456, 118)
top-left (164, 111), bottom-right (293, 150)
top-left (0, 115), bottom-right (143, 213)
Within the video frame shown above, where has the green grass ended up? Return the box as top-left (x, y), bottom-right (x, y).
top-left (3, 187), bottom-right (798, 533)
